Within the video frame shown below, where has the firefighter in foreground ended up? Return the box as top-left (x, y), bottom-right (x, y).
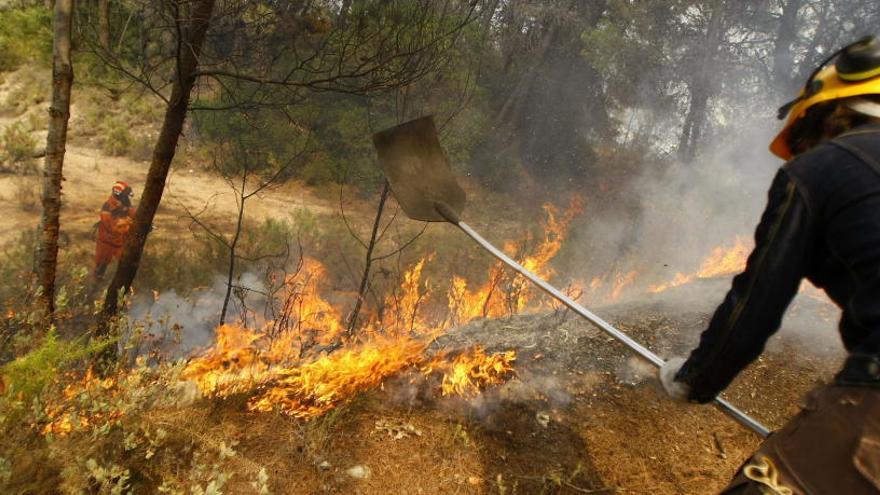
top-left (94, 181), bottom-right (136, 280)
top-left (660, 36), bottom-right (880, 493)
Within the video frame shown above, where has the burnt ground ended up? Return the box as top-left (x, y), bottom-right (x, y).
top-left (145, 278), bottom-right (844, 494)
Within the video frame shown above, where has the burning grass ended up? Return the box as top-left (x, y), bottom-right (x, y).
top-left (648, 236), bottom-right (751, 293)
top-left (180, 257), bottom-right (520, 419)
top-left (175, 199), bottom-right (588, 421)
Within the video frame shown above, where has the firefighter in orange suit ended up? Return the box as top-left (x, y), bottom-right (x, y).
top-left (94, 181), bottom-right (136, 280)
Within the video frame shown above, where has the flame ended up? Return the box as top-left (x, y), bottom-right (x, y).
top-left (248, 336), bottom-right (429, 418)
top-left (607, 270), bottom-right (637, 303)
top-left (447, 196), bottom-right (584, 323)
top-left (179, 198), bottom-right (586, 419)
top-left (181, 257), bottom-right (440, 418)
top-left (377, 257), bottom-right (435, 335)
top-left (183, 251), bottom-right (529, 418)
top-left (181, 324), bottom-right (265, 397)
top-left (427, 347), bottom-right (516, 397)
top-left (649, 236), bottom-right (751, 293)
top-left (695, 237), bottom-right (751, 279)
top-left (40, 368), bottom-right (124, 437)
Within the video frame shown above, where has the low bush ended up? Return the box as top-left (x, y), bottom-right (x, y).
top-left (0, 66), bottom-right (48, 116)
top-left (98, 115), bottom-right (134, 156)
top-left (0, 7), bottom-right (52, 72)
top-left (0, 122), bottom-right (38, 172)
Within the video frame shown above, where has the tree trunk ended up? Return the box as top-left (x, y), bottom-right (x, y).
top-left (337, 0), bottom-right (351, 28)
top-left (98, 0), bottom-right (110, 50)
top-left (677, 1), bottom-right (725, 162)
top-left (772, 0), bottom-right (803, 94)
top-left (796, 3), bottom-right (829, 82)
top-left (219, 181), bottom-right (247, 326)
top-left (99, 0), bottom-right (216, 344)
top-left (346, 181), bottom-right (390, 335)
top-left (36, 0), bottom-right (74, 317)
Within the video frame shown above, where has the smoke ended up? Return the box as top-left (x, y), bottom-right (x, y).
top-left (552, 117), bottom-right (845, 353)
top-left (566, 123), bottom-right (778, 290)
top-left (125, 272), bottom-right (268, 359)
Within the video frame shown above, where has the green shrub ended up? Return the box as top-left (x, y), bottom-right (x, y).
top-left (0, 231), bottom-right (37, 303)
top-left (136, 236), bottom-right (221, 294)
top-left (98, 116), bottom-right (134, 156)
top-left (1, 121), bottom-right (41, 210)
top-left (0, 122), bottom-right (38, 172)
top-left (0, 330), bottom-right (105, 413)
top-left (128, 133), bottom-right (154, 162)
top-left (0, 7), bottom-right (52, 72)
top-left (301, 151), bottom-right (338, 185)
top-left (1, 66), bottom-right (48, 116)
top-left (240, 218), bottom-right (296, 262)
top-left (72, 89), bottom-right (163, 159)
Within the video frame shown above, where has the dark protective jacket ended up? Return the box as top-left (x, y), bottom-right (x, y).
top-left (677, 124), bottom-right (880, 403)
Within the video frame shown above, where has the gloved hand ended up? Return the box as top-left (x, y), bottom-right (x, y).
top-left (659, 356), bottom-right (691, 402)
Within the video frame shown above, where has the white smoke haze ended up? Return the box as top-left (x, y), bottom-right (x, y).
top-left (125, 271), bottom-right (268, 358)
top-left (438, 370), bottom-right (572, 423)
top-left (557, 118), bottom-right (843, 352)
top-left (615, 356), bottom-right (656, 386)
top-left (568, 123), bottom-right (778, 289)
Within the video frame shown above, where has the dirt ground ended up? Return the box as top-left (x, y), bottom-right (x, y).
top-left (0, 67), bottom-right (342, 250)
top-left (0, 140), bottom-right (345, 247)
top-left (133, 281), bottom-right (843, 494)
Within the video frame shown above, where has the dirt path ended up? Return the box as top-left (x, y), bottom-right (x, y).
top-left (0, 140), bottom-right (340, 248)
top-left (1, 64), bottom-right (345, 248)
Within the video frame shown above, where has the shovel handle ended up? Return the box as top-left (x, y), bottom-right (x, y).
top-left (456, 221), bottom-right (771, 438)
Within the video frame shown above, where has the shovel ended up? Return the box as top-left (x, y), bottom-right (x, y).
top-left (373, 116), bottom-right (770, 438)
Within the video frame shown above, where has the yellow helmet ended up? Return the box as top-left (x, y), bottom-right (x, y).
top-left (771, 36), bottom-right (880, 160)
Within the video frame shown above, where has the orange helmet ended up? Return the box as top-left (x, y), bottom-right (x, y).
top-left (771, 36), bottom-right (880, 160)
top-left (112, 181), bottom-right (132, 197)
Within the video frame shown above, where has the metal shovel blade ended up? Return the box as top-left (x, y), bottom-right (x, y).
top-left (372, 116), bottom-right (466, 222)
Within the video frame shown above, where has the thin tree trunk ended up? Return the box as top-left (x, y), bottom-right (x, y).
top-left (772, 0), bottom-right (803, 94)
top-left (219, 178), bottom-right (247, 326)
top-left (99, 0), bottom-right (216, 347)
top-left (678, 1), bottom-right (725, 162)
top-left (346, 181), bottom-right (389, 335)
top-left (797, 4), bottom-right (829, 82)
top-left (337, 0), bottom-right (351, 28)
top-left (36, 0), bottom-right (74, 317)
top-left (98, 0), bottom-right (110, 50)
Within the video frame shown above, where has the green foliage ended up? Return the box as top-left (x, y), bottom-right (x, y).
top-left (69, 89), bottom-right (163, 159)
top-left (0, 121), bottom-right (41, 209)
top-left (0, 7), bottom-right (52, 72)
top-left (0, 330), bottom-right (107, 416)
top-left (83, 458), bottom-right (131, 494)
top-left (1, 66), bottom-right (48, 116)
top-left (0, 231), bottom-right (37, 304)
top-left (136, 236), bottom-right (221, 294)
top-left (0, 350), bottom-right (270, 493)
top-left (99, 115), bottom-right (134, 156)
top-left (191, 105), bottom-right (310, 181)
top-left (289, 97), bottom-right (380, 186)
top-left (136, 218), bottom-right (298, 295)
top-left (240, 218), bottom-right (295, 261)
top-left (0, 122), bottom-right (38, 171)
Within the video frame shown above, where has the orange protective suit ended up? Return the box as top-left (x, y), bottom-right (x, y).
top-left (94, 194), bottom-right (135, 279)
